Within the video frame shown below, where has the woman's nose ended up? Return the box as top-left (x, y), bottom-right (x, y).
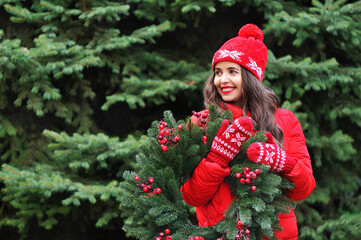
top-left (221, 73), bottom-right (230, 83)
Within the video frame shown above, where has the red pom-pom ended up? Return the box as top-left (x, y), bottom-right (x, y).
top-left (238, 24), bottom-right (264, 41)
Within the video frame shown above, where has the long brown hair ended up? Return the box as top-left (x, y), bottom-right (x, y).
top-left (204, 67), bottom-right (284, 147)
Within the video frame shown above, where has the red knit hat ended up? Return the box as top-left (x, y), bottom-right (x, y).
top-left (212, 24), bottom-right (267, 81)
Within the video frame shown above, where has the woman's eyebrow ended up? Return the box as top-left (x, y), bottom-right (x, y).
top-left (227, 67), bottom-right (240, 70)
top-left (215, 67), bottom-right (240, 70)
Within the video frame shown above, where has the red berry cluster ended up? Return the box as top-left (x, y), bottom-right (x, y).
top-left (234, 221), bottom-right (251, 240)
top-left (154, 229), bottom-right (172, 240)
top-left (192, 110), bottom-right (209, 144)
top-left (192, 110), bottom-right (209, 126)
top-left (231, 210), bottom-right (252, 240)
top-left (235, 167), bottom-right (261, 191)
top-left (157, 120), bottom-right (183, 152)
top-left (188, 236), bottom-right (205, 240)
top-left (134, 175), bottom-right (162, 195)
top-left (215, 220), bottom-right (251, 240)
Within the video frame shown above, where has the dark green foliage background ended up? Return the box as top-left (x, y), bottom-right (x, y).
top-left (0, 0), bottom-right (360, 239)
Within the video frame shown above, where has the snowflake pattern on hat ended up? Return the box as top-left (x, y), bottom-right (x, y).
top-left (246, 57), bottom-right (263, 80)
top-left (217, 50), bottom-right (244, 60)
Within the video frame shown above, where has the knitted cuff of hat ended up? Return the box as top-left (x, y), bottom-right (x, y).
top-left (246, 143), bottom-right (297, 174)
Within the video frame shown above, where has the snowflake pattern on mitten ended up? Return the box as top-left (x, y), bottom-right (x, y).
top-left (253, 143), bottom-right (287, 172)
top-left (209, 117), bottom-right (254, 167)
top-left (247, 134), bottom-right (297, 174)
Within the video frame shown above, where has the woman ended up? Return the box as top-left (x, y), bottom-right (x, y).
top-left (180, 24), bottom-right (315, 239)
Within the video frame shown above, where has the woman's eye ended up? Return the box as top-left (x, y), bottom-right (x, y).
top-left (215, 71), bottom-right (222, 76)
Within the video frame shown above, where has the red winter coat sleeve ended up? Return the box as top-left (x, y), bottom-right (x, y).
top-left (180, 158), bottom-right (231, 207)
top-left (181, 112), bottom-right (231, 207)
top-left (276, 109), bottom-right (316, 201)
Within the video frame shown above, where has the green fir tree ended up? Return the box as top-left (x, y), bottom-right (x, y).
top-left (0, 0), bottom-right (360, 239)
top-left (0, 0), bottom-right (208, 239)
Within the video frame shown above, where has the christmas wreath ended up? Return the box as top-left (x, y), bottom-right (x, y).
top-left (120, 105), bottom-right (295, 240)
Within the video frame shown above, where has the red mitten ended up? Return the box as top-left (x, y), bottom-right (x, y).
top-left (207, 117), bottom-right (254, 167)
top-left (247, 132), bottom-right (297, 174)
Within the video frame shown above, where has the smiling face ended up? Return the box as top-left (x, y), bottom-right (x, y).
top-left (214, 61), bottom-right (243, 104)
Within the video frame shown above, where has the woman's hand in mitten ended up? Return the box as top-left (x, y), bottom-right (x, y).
top-left (207, 117), bottom-right (254, 168)
top-left (246, 132), bottom-right (297, 174)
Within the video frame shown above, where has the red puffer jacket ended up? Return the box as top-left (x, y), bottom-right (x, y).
top-left (180, 105), bottom-right (316, 239)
